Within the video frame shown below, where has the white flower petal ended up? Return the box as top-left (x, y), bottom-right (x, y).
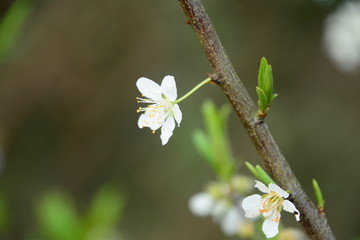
top-left (268, 183), bottom-right (289, 198)
top-left (262, 213), bottom-right (280, 238)
top-left (172, 104), bottom-right (182, 125)
top-left (211, 201), bottom-right (228, 222)
top-left (138, 114), bottom-right (146, 129)
top-left (136, 77), bottom-right (162, 101)
top-left (160, 75), bottom-right (177, 101)
top-left (262, 208), bottom-right (275, 218)
top-left (282, 200), bottom-right (300, 221)
top-left (242, 194), bottom-right (262, 218)
top-left (220, 207), bottom-right (244, 236)
top-left (188, 192), bottom-right (214, 217)
top-left (138, 109), bottom-right (167, 131)
top-left (160, 116), bottom-right (175, 145)
top-left (324, 1), bottom-right (360, 72)
top-left (255, 181), bottom-right (270, 194)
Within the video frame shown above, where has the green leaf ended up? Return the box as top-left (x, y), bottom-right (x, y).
top-left (258, 57), bottom-right (268, 89)
top-left (195, 100), bottom-right (235, 180)
top-left (221, 162), bottom-right (236, 181)
top-left (312, 179), bottom-right (325, 211)
top-left (245, 162), bottom-right (259, 179)
top-left (36, 190), bottom-right (81, 240)
top-left (263, 65), bottom-right (274, 102)
top-left (0, 194), bottom-right (9, 234)
top-left (219, 104), bottom-right (231, 127)
top-left (0, 0), bottom-right (34, 61)
top-left (86, 184), bottom-right (125, 229)
top-left (203, 101), bottom-right (232, 174)
top-left (192, 130), bottom-right (216, 170)
top-left (270, 93), bottom-right (278, 105)
top-left (255, 165), bottom-right (275, 185)
top-left (256, 87), bottom-right (268, 112)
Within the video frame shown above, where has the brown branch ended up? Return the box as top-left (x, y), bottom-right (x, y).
top-left (178, 0), bottom-right (335, 239)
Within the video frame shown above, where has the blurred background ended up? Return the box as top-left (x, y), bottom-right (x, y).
top-left (0, 0), bottom-right (359, 239)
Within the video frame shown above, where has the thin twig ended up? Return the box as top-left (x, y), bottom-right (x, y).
top-left (178, 0), bottom-right (335, 239)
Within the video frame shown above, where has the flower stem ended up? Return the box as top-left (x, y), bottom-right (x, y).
top-left (174, 77), bottom-right (212, 104)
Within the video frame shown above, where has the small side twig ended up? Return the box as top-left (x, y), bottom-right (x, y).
top-left (178, 0), bottom-right (335, 239)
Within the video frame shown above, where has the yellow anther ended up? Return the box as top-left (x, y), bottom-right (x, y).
top-left (259, 209), bottom-right (269, 213)
top-left (152, 130), bottom-right (155, 134)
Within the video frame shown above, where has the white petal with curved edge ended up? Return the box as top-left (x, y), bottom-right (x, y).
top-left (262, 213), bottom-right (280, 238)
top-left (173, 104), bottom-right (182, 125)
top-left (188, 192), bottom-right (214, 217)
top-left (220, 207), bottom-right (244, 236)
top-left (160, 116), bottom-right (176, 145)
top-left (255, 181), bottom-right (270, 193)
top-left (138, 114), bottom-right (146, 129)
top-left (136, 77), bottom-right (162, 101)
top-left (242, 194), bottom-right (262, 218)
top-left (268, 183), bottom-right (289, 198)
top-left (160, 75), bottom-right (177, 101)
top-left (282, 200), bottom-right (300, 221)
top-left (138, 109), bottom-right (167, 131)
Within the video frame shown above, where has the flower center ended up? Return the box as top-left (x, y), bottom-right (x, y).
top-left (136, 96), bottom-right (173, 115)
top-left (261, 191), bottom-right (284, 214)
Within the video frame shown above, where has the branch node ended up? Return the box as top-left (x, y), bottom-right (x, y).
top-left (208, 72), bottom-right (223, 85)
top-left (254, 116), bottom-right (265, 126)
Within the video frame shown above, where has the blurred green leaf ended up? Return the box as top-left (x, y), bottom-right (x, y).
top-left (192, 130), bottom-right (216, 169)
top-left (0, 0), bottom-right (33, 60)
top-left (193, 100), bottom-right (235, 180)
top-left (219, 104), bottom-right (231, 125)
top-left (0, 194), bottom-right (9, 234)
top-left (86, 184), bottom-right (125, 229)
top-left (36, 190), bottom-right (82, 240)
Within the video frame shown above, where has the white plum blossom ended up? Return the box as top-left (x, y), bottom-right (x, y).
top-left (136, 75), bottom-right (182, 145)
top-left (242, 181), bottom-right (300, 239)
top-left (324, 1), bottom-right (360, 72)
top-left (188, 192), bottom-right (216, 217)
top-left (188, 177), bottom-right (254, 237)
top-left (189, 191), bottom-right (245, 236)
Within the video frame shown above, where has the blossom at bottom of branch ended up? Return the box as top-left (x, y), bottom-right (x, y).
top-left (242, 181), bottom-right (300, 238)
